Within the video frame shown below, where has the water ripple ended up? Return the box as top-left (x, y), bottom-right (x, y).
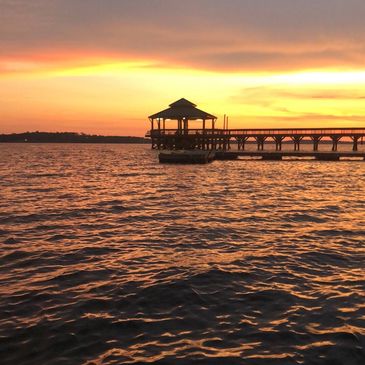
top-left (0, 144), bottom-right (364, 365)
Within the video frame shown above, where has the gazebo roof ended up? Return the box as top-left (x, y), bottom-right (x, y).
top-left (149, 98), bottom-right (216, 120)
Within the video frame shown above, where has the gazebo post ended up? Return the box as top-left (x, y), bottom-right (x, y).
top-left (163, 118), bottom-right (166, 132)
top-left (158, 118), bottom-right (161, 131)
top-left (183, 118), bottom-right (188, 134)
top-left (151, 118), bottom-right (154, 132)
top-left (203, 119), bottom-right (206, 133)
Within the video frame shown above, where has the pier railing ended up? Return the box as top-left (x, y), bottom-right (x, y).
top-left (148, 128), bottom-right (365, 137)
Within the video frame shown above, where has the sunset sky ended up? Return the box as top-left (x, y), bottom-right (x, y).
top-left (1, 0), bottom-right (365, 136)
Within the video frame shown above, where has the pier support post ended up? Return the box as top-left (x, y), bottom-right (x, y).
top-left (242, 137), bottom-right (248, 151)
top-left (237, 137), bottom-right (248, 150)
top-left (351, 136), bottom-right (360, 151)
top-left (331, 136), bottom-right (341, 151)
top-left (274, 136), bottom-right (284, 151)
top-left (311, 136), bottom-right (322, 151)
top-left (256, 136), bottom-right (266, 151)
top-left (292, 136), bottom-right (303, 151)
top-left (212, 137), bottom-right (217, 150)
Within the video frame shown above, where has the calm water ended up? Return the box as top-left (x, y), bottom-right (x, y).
top-left (0, 143), bottom-right (364, 365)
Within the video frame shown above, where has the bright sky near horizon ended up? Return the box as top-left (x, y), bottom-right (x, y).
top-left (1, 0), bottom-right (365, 136)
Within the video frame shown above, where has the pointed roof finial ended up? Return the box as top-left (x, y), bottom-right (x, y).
top-left (149, 98), bottom-right (216, 120)
top-left (169, 98), bottom-right (197, 108)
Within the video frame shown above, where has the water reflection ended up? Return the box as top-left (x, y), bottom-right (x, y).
top-left (0, 143), bottom-right (364, 365)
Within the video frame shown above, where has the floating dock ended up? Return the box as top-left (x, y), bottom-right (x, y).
top-left (214, 151), bottom-right (365, 161)
top-left (159, 150), bottom-right (215, 164)
top-left (158, 150), bottom-right (365, 164)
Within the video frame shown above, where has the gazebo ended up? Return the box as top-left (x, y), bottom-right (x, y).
top-left (148, 98), bottom-right (217, 134)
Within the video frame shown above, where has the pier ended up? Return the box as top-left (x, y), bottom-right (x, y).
top-left (147, 99), bottom-right (365, 161)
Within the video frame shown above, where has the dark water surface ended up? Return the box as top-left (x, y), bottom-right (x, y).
top-left (0, 144), bottom-right (364, 365)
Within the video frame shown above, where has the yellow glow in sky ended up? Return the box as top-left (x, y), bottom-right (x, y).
top-left (1, 59), bottom-right (365, 136)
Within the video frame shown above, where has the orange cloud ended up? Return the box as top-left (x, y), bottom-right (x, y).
top-left (1, 1), bottom-right (365, 73)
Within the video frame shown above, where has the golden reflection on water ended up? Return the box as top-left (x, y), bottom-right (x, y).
top-left (0, 144), bottom-right (364, 364)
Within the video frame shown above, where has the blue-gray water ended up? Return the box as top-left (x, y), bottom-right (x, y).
top-left (0, 143), bottom-right (364, 365)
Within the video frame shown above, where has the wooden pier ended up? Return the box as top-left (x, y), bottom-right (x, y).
top-left (147, 99), bottom-right (365, 160)
top-left (148, 128), bottom-right (365, 153)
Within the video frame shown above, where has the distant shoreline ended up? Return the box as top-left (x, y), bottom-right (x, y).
top-left (0, 132), bottom-right (357, 145)
top-left (0, 132), bottom-right (149, 144)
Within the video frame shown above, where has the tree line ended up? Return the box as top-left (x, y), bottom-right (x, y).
top-left (0, 132), bottom-right (149, 144)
